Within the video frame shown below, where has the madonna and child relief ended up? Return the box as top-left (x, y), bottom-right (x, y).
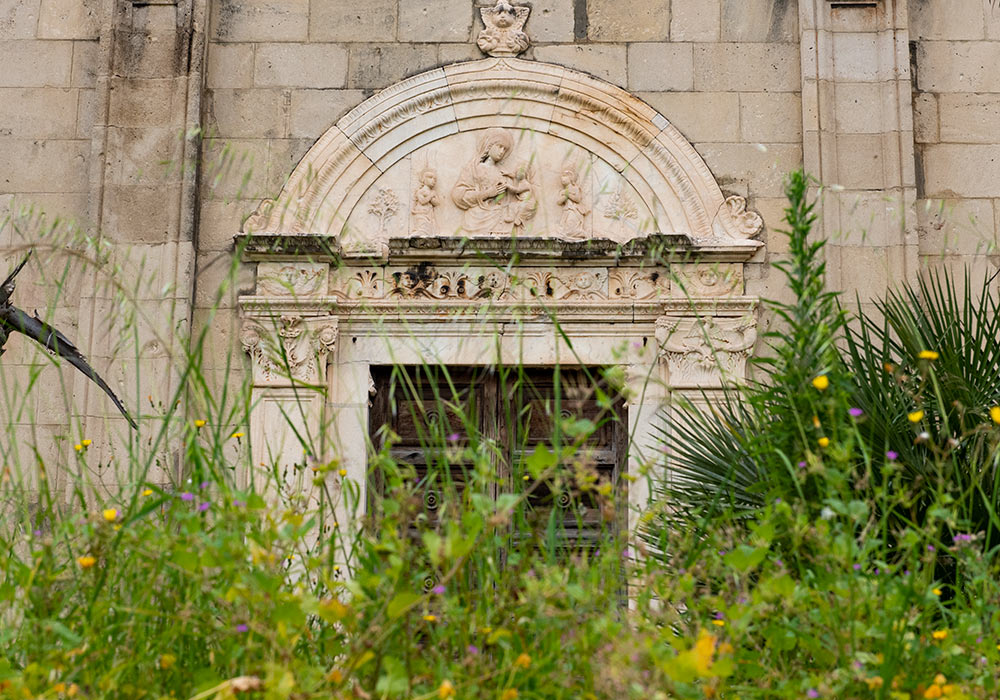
top-left (350, 126), bottom-right (658, 247)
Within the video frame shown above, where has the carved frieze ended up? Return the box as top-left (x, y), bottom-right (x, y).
top-left (257, 263), bottom-right (328, 297)
top-left (656, 314), bottom-right (757, 387)
top-left (671, 263), bottom-right (742, 298)
top-left (240, 315), bottom-right (338, 387)
top-left (477, 0), bottom-right (530, 58)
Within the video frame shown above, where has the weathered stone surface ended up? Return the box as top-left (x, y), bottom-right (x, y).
top-left (70, 39), bottom-right (98, 87)
top-left (639, 91), bottom-right (739, 142)
top-left (923, 144), bottom-right (1000, 198)
top-left (290, 89), bottom-right (366, 138)
top-left (913, 92), bottom-right (938, 144)
top-left (832, 33), bottom-right (879, 82)
top-left (721, 0), bottom-right (797, 43)
top-left (627, 43), bottom-right (693, 92)
top-left (587, 0), bottom-right (669, 41)
top-left (199, 138), bottom-right (270, 201)
top-left (76, 86), bottom-right (96, 138)
top-left (311, 0), bottom-right (397, 42)
top-left (37, 0), bottom-right (98, 40)
top-left (108, 78), bottom-right (186, 128)
top-left (0, 0), bottom-right (41, 40)
top-left (523, 0), bottom-right (575, 43)
top-left (696, 143), bottom-right (802, 197)
top-left (533, 44), bottom-right (627, 86)
top-left (916, 41), bottom-right (1000, 92)
top-left (211, 0), bottom-right (309, 42)
top-left (938, 94), bottom-right (1000, 144)
top-left (917, 198), bottom-right (996, 256)
top-left (910, 0), bottom-right (986, 41)
top-left (399, 0), bottom-right (472, 42)
top-left (670, 0), bottom-right (720, 41)
top-left (347, 44), bottom-right (439, 89)
top-left (0, 39), bottom-right (73, 86)
top-left (832, 82), bottom-right (884, 135)
top-left (255, 43), bottom-right (348, 89)
top-left (0, 138), bottom-right (89, 192)
top-left (0, 88), bottom-right (78, 137)
top-left (207, 89), bottom-right (286, 138)
top-left (835, 134), bottom-right (885, 189)
top-left (207, 43), bottom-right (254, 89)
top-left (693, 43), bottom-right (799, 92)
top-left (739, 92), bottom-right (801, 142)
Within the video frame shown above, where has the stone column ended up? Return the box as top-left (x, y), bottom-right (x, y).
top-left (799, 0), bottom-right (919, 305)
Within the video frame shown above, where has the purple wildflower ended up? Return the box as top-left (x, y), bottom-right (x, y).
top-left (953, 533), bottom-right (974, 546)
top-left (32, 529), bottom-right (41, 537)
top-left (774, 498), bottom-right (782, 504)
top-left (927, 544), bottom-right (935, 552)
top-left (199, 481), bottom-right (209, 489)
top-left (447, 433), bottom-right (460, 442)
top-left (432, 584), bottom-right (446, 595)
top-left (180, 492), bottom-right (194, 502)
top-left (886, 451), bottom-right (899, 461)
top-left (199, 502), bottom-right (211, 512)
top-left (807, 689), bottom-right (819, 699)
top-left (233, 499), bottom-right (245, 507)
top-left (235, 623), bottom-right (248, 633)
top-left (853, 563), bottom-right (862, 571)
top-left (467, 644), bottom-right (479, 655)
top-left (849, 407), bottom-right (864, 417)
top-left (714, 611), bottom-right (724, 620)
top-left (775, 558), bottom-right (784, 568)
top-left (798, 461), bottom-right (807, 468)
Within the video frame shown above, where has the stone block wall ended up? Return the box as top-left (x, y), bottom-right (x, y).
top-left (910, 0), bottom-right (1000, 276)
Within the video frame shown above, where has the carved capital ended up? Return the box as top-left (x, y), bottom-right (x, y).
top-left (656, 314), bottom-right (757, 387)
top-left (257, 262), bottom-right (328, 297)
top-left (241, 315), bottom-right (339, 387)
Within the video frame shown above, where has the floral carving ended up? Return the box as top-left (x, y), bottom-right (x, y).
top-left (712, 195), bottom-right (764, 240)
top-left (389, 268), bottom-right (498, 300)
top-left (368, 187), bottom-right (400, 238)
top-left (257, 264), bottom-right (327, 297)
top-left (603, 184), bottom-right (639, 238)
top-left (673, 264), bottom-right (741, 298)
top-left (609, 270), bottom-right (666, 300)
top-left (451, 128), bottom-right (537, 236)
top-left (477, 0), bottom-right (530, 58)
top-left (656, 315), bottom-right (757, 386)
top-left (241, 316), bottom-right (338, 386)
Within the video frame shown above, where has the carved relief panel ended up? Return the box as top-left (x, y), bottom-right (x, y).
top-left (656, 314), bottom-right (757, 388)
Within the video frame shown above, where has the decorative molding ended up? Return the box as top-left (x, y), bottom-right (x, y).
top-left (240, 315), bottom-right (338, 387)
top-left (257, 263), bottom-right (328, 297)
top-left (239, 58), bottom-right (765, 254)
top-left (477, 0), bottom-right (530, 58)
top-left (656, 314), bottom-right (757, 387)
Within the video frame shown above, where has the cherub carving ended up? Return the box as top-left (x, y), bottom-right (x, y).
top-left (477, 0), bottom-right (530, 58)
top-left (451, 128), bottom-right (537, 236)
top-left (556, 167), bottom-right (591, 240)
top-left (410, 167), bottom-right (442, 236)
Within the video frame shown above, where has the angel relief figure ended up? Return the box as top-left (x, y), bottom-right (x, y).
top-left (557, 167), bottom-right (590, 240)
top-left (410, 167), bottom-right (441, 236)
top-left (451, 128), bottom-right (537, 236)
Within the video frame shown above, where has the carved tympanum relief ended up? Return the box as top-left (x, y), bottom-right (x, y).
top-left (344, 129), bottom-right (655, 248)
top-left (451, 128), bottom-right (538, 236)
top-left (477, 0), bottom-right (530, 58)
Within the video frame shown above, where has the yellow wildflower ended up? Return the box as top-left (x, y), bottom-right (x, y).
top-left (812, 375), bottom-right (830, 391)
top-left (231, 431), bottom-right (245, 439)
top-left (194, 419), bottom-right (206, 428)
top-left (941, 686), bottom-right (956, 696)
top-left (990, 406), bottom-right (1000, 425)
top-left (711, 618), bottom-right (726, 627)
top-left (338, 468), bottom-right (347, 477)
top-left (73, 444), bottom-right (82, 452)
top-left (932, 587), bottom-right (942, 596)
top-left (438, 680), bottom-right (456, 699)
top-left (102, 508), bottom-right (118, 522)
top-left (423, 614), bottom-right (437, 622)
top-left (53, 683), bottom-right (66, 694)
top-left (864, 677), bottom-right (884, 690)
top-left (693, 630), bottom-right (716, 674)
top-left (918, 350), bottom-right (940, 361)
top-left (76, 555), bottom-right (96, 569)
top-left (142, 489), bottom-right (153, 497)
top-left (932, 630), bottom-right (948, 640)
top-left (81, 439), bottom-right (91, 447)
top-left (908, 410), bottom-right (925, 423)
top-left (326, 669), bottom-right (344, 684)
top-left (933, 674), bottom-right (947, 686)
top-left (818, 437), bottom-right (830, 448)
top-left (159, 653), bottom-right (176, 670)
top-left (514, 653), bottom-right (532, 669)
top-left (502, 690), bottom-right (519, 700)
top-left (925, 685), bottom-right (942, 699)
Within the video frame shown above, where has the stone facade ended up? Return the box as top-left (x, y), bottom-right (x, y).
top-left (1, 0), bottom-right (998, 502)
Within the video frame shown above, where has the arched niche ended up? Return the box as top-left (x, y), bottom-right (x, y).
top-left (242, 57), bottom-right (763, 255)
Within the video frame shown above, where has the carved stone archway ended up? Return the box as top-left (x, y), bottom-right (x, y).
top-left (237, 57), bottom-right (763, 527)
